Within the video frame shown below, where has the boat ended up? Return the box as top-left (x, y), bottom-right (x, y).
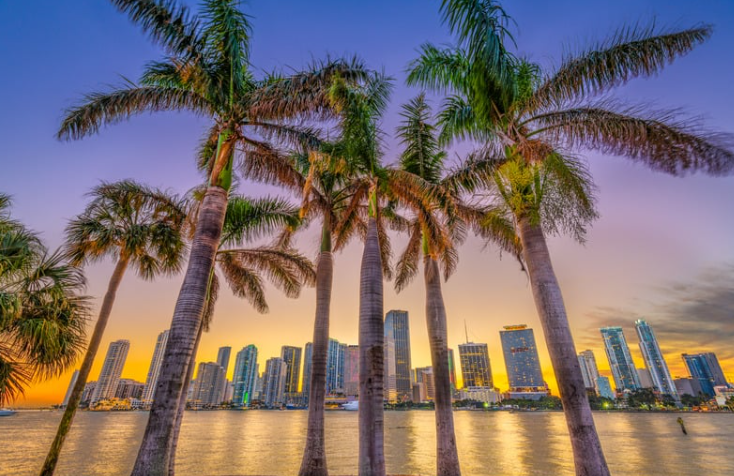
top-left (342, 401), bottom-right (358, 411)
top-left (0, 408), bottom-right (17, 416)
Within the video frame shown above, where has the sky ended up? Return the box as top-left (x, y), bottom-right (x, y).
top-left (1, 0), bottom-right (733, 406)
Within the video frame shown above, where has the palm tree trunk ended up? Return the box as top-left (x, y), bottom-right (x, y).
top-left (424, 256), bottom-right (461, 476)
top-left (167, 322), bottom-right (204, 476)
top-left (39, 256), bottom-right (129, 476)
top-left (131, 186), bottom-right (228, 476)
top-left (298, 240), bottom-right (333, 476)
top-left (517, 216), bottom-right (610, 476)
top-left (358, 217), bottom-right (385, 476)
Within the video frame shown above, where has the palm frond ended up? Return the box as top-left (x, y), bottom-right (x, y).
top-left (220, 196), bottom-right (300, 247)
top-left (398, 94), bottom-right (445, 183)
top-left (216, 252), bottom-right (268, 313)
top-left (406, 43), bottom-right (470, 94)
top-left (394, 221), bottom-right (422, 292)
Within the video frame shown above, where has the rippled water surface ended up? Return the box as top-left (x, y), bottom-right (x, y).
top-left (2, 410), bottom-right (732, 475)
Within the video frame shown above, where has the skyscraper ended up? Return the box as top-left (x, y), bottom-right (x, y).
top-left (142, 330), bottom-right (169, 403)
top-left (217, 346), bottom-right (232, 374)
top-left (448, 348), bottom-right (457, 393)
top-left (384, 315), bottom-right (397, 402)
top-left (458, 342), bottom-right (493, 388)
top-left (385, 310), bottom-right (412, 401)
top-left (62, 370), bottom-right (79, 407)
top-left (578, 349), bottom-right (601, 393)
top-left (326, 338), bottom-right (345, 394)
top-left (414, 366), bottom-right (435, 401)
top-left (302, 342), bottom-right (313, 401)
top-left (682, 352), bottom-right (728, 397)
top-left (596, 376), bottom-right (614, 400)
top-left (635, 319), bottom-right (677, 397)
top-left (263, 357), bottom-right (288, 406)
top-left (600, 327), bottom-right (641, 392)
top-left (192, 362), bottom-right (226, 405)
top-left (232, 345), bottom-right (258, 406)
top-left (281, 345), bottom-right (302, 397)
top-left (344, 344), bottom-right (360, 397)
top-left (90, 339), bottom-right (130, 404)
top-left (500, 325), bottom-right (545, 391)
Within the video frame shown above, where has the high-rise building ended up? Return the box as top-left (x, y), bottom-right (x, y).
top-left (682, 352), bottom-right (728, 397)
top-left (232, 345), bottom-right (258, 406)
top-left (635, 319), bottom-right (677, 397)
top-left (281, 346), bottom-right (302, 396)
top-left (142, 330), bottom-right (169, 403)
top-left (192, 362), bottom-right (226, 405)
top-left (577, 350), bottom-right (600, 393)
top-left (326, 339), bottom-right (346, 394)
top-left (448, 348), bottom-right (457, 394)
top-left (263, 357), bottom-right (288, 406)
top-left (414, 366), bottom-right (435, 401)
top-left (637, 368), bottom-right (654, 388)
top-left (217, 346), bottom-right (232, 374)
top-left (344, 344), bottom-right (360, 397)
top-left (302, 342), bottom-right (313, 401)
top-left (500, 325), bottom-right (544, 391)
top-left (600, 327), bottom-right (640, 392)
top-left (115, 379), bottom-right (145, 400)
top-left (90, 339), bottom-right (130, 404)
top-left (385, 310), bottom-right (412, 401)
top-left (674, 377), bottom-right (704, 397)
top-left (596, 376), bottom-right (614, 400)
top-left (384, 315), bottom-right (397, 402)
top-left (459, 342), bottom-right (493, 388)
top-left (81, 381), bottom-right (96, 405)
top-left (62, 370), bottom-right (79, 407)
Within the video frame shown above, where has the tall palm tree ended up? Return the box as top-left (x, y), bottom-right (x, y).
top-left (393, 95), bottom-right (518, 476)
top-left (40, 180), bottom-right (186, 476)
top-left (167, 193), bottom-right (315, 475)
top-left (0, 195), bottom-right (90, 407)
top-left (57, 2), bottom-right (366, 473)
top-left (408, 1), bottom-right (734, 475)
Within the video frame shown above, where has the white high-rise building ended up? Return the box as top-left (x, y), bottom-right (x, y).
top-left (635, 319), bottom-right (677, 397)
top-left (577, 350), bottom-right (601, 393)
top-left (263, 357), bottom-right (288, 407)
top-left (90, 339), bottom-right (130, 404)
top-left (141, 330), bottom-right (169, 403)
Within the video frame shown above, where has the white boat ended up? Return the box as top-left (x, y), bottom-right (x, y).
top-left (342, 401), bottom-right (358, 411)
top-left (0, 408), bottom-right (17, 416)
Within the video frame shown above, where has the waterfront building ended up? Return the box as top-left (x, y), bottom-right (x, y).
top-left (600, 327), bottom-right (641, 392)
top-left (62, 370), bottom-right (79, 407)
top-left (192, 362), bottom-right (226, 405)
top-left (674, 377), bottom-right (705, 397)
top-left (90, 339), bottom-right (130, 404)
top-left (384, 315), bottom-right (397, 402)
top-left (81, 381), bottom-right (96, 405)
top-left (412, 382), bottom-right (427, 402)
top-left (682, 352), bottom-right (728, 397)
top-left (414, 366), bottom-right (435, 401)
top-left (115, 379), bottom-right (144, 400)
top-left (217, 346), bottom-right (231, 373)
top-left (457, 386), bottom-right (502, 404)
top-left (141, 330), bottom-right (169, 403)
top-left (635, 319), bottom-right (677, 397)
top-left (326, 339), bottom-right (346, 394)
top-left (458, 342), bottom-right (493, 388)
top-left (263, 357), bottom-right (288, 406)
top-left (596, 376), bottom-right (615, 400)
top-left (281, 345), bottom-right (302, 403)
top-left (637, 368), bottom-right (654, 389)
top-left (577, 350), bottom-right (600, 393)
top-left (344, 344), bottom-right (360, 397)
top-left (385, 310), bottom-right (412, 401)
top-left (500, 325), bottom-right (545, 392)
top-left (448, 348), bottom-right (457, 394)
top-left (232, 345), bottom-right (258, 406)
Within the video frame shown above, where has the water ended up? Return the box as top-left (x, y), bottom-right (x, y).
top-left (2, 410), bottom-right (732, 475)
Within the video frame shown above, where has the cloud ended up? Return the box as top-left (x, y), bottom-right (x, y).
top-left (577, 263), bottom-right (734, 366)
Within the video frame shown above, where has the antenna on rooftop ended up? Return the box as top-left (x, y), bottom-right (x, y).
top-left (464, 320), bottom-right (469, 344)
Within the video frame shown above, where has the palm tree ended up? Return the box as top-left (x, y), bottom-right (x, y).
top-left (40, 180), bottom-right (186, 476)
top-left (166, 193), bottom-right (315, 475)
top-left (57, 2), bottom-right (366, 473)
top-left (393, 95), bottom-right (518, 476)
top-left (408, 1), bottom-right (734, 475)
top-left (0, 195), bottom-right (90, 407)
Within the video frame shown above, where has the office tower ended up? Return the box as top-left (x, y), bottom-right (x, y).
top-left (302, 342), bottom-right (313, 401)
top-left (281, 346), bottom-right (302, 396)
top-left (577, 350), bottom-right (601, 393)
top-left (596, 376), bottom-right (614, 400)
top-left (674, 377), bottom-right (704, 397)
top-left (62, 370), bottom-right (79, 407)
top-left (384, 315), bottom-right (397, 402)
top-left (682, 352), bottom-right (728, 397)
top-left (326, 338), bottom-right (345, 394)
top-left (415, 366), bottom-right (435, 401)
top-left (115, 379), bottom-right (144, 400)
top-left (81, 381), bottom-right (96, 405)
top-left (263, 357), bottom-right (288, 406)
top-left (141, 330), bottom-right (169, 403)
top-left (253, 369), bottom-right (264, 401)
top-left (635, 319), bottom-right (677, 397)
top-left (448, 348), bottom-right (457, 393)
top-left (500, 325), bottom-right (545, 391)
top-left (385, 310), bottom-right (412, 401)
top-left (458, 342), bottom-right (493, 388)
top-left (192, 362), bottom-right (226, 405)
top-left (90, 339), bottom-right (130, 404)
top-left (217, 346), bottom-right (232, 374)
top-left (232, 345), bottom-right (258, 406)
top-left (344, 344), bottom-right (360, 397)
top-left (637, 368), bottom-right (653, 389)
top-left (600, 327), bottom-right (641, 392)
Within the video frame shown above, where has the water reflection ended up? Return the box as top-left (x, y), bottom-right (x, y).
top-left (1, 410), bottom-right (733, 475)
